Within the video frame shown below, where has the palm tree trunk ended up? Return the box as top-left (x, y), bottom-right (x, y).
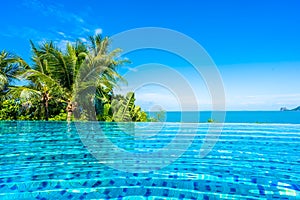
top-left (45, 99), bottom-right (49, 121)
top-left (67, 100), bottom-right (74, 122)
top-left (67, 109), bottom-right (72, 121)
top-left (43, 92), bottom-right (49, 121)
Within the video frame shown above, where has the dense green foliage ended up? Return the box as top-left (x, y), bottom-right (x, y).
top-left (111, 92), bottom-right (147, 122)
top-left (0, 35), bottom-right (148, 122)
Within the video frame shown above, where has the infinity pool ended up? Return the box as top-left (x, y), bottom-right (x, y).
top-left (0, 121), bottom-right (299, 199)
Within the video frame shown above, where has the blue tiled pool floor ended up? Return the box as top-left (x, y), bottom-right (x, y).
top-left (0, 121), bottom-right (299, 199)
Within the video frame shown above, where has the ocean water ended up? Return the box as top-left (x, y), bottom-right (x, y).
top-left (148, 111), bottom-right (300, 124)
top-left (0, 121), bottom-right (299, 199)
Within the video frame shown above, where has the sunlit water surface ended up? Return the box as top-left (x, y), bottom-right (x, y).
top-left (0, 121), bottom-right (299, 199)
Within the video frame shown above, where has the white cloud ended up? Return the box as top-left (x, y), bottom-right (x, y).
top-left (79, 37), bottom-right (87, 42)
top-left (125, 66), bottom-right (138, 72)
top-left (22, 0), bottom-right (84, 24)
top-left (81, 27), bottom-right (91, 33)
top-left (225, 93), bottom-right (300, 110)
top-left (217, 62), bottom-right (300, 110)
top-left (57, 31), bottom-right (66, 37)
top-left (135, 92), bottom-right (180, 111)
top-left (95, 28), bottom-right (103, 35)
top-left (2, 0), bottom-right (105, 49)
top-left (72, 15), bottom-right (85, 23)
top-left (54, 40), bottom-right (73, 51)
top-left (17, 0), bottom-right (89, 42)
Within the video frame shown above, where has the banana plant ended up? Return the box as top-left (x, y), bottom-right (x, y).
top-left (111, 92), bottom-right (135, 122)
top-left (111, 92), bottom-right (147, 122)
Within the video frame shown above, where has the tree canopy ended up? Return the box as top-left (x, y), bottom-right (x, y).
top-left (0, 35), bottom-right (148, 122)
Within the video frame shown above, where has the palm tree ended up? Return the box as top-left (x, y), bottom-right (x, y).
top-left (8, 42), bottom-right (65, 120)
top-left (0, 50), bottom-right (26, 93)
top-left (45, 40), bottom-right (88, 121)
top-left (44, 40), bottom-right (88, 94)
top-left (8, 68), bottom-right (65, 121)
top-left (72, 35), bottom-right (127, 121)
top-left (7, 34), bottom-right (126, 121)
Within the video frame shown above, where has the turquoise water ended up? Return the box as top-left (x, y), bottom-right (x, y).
top-left (0, 121), bottom-right (300, 199)
top-left (149, 111), bottom-right (300, 124)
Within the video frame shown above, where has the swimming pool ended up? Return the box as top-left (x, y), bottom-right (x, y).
top-left (0, 121), bottom-right (299, 199)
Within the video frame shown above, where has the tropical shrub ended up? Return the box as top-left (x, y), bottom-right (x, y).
top-left (0, 99), bottom-right (20, 120)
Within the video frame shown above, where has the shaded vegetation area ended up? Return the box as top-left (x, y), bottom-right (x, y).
top-left (0, 35), bottom-right (150, 122)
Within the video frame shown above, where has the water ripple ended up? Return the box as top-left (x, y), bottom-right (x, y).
top-left (0, 121), bottom-right (299, 199)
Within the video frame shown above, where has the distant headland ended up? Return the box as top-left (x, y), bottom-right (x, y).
top-left (280, 106), bottom-right (300, 111)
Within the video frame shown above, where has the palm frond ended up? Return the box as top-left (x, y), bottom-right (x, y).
top-left (7, 86), bottom-right (41, 101)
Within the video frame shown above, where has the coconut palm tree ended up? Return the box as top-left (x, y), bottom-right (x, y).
top-left (0, 50), bottom-right (26, 93)
top-left (8, 42), bottom-right (66, 120)
top-left (7, 34), bottom-right (128, 121)
top-left (72, 35), bottom-right (127, 120)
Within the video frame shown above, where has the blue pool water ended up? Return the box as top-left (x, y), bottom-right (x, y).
top-left (0, 121), bottom-right (300, 199)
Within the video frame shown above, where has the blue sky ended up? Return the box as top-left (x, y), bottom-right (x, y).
top-left (1, 0), bottom-right (300, 110)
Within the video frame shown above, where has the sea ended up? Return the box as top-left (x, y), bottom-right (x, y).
top-left (148, 111), bottom-right (300, 124)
